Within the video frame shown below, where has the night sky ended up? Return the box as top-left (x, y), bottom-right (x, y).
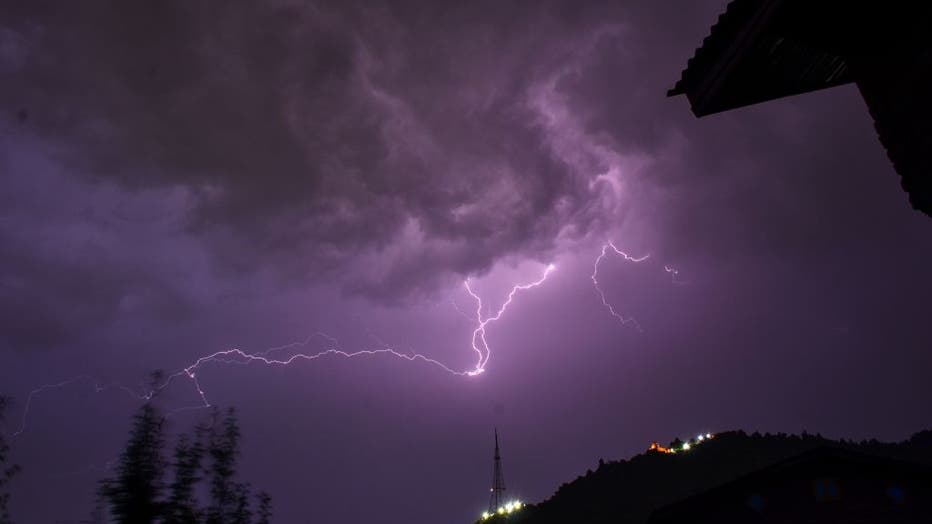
top-left (1, 1), bottom-right (931, 523)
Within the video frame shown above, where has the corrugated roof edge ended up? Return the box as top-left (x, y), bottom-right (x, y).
top-left (667, 0), bottom-right (761, 97)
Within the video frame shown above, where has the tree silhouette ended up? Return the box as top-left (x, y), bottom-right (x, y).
top-left (255, 492), bottom-right (272, 524)
top-left (99, 403), bottom-right (166, 524)
top-left (231, 482), bottom-right (252, 524)
top-left (98, 401), bottom-right (271, 523)
top-left (163, 428), bottom-right (206, 524)
top-left (206, 408), bottom-right (242, 524)
top-left (0, 397), bottom-right (21, 524)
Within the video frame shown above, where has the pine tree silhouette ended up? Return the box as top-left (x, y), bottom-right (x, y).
top-left (99, 403), bottom-right (166, 524)
top-left (207, 408), bottom-right (245, 524)
top-left (163, 427), bottom-right (206, 524)
top-left (95, 391), bottom-right (272, 523)
top-left (255, 492), bottom-right (272, 524)
top-left (0, 397), bottom-right (21, 524)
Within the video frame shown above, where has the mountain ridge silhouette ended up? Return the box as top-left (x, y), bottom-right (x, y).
top-left (479, 429), bottom-right (932, 524)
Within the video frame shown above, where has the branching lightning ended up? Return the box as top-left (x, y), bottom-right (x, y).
top-left (591, 242), bottom-right (649, 331)
top-left (664, 264), bottom-right (686, 285)
top-left (12, 376), bottom-right (148, 437)
top-left (161, 341), bottom-right (472, 412)
top-left (464, 263), bottom-right (556, 375)
top-left (10, 250), bottom-right (684, 439)
top-left (9, 264), bottom-right (557, 437)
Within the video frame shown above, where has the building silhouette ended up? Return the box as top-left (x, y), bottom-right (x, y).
top-left (668, 0), bottom-right (932, 218)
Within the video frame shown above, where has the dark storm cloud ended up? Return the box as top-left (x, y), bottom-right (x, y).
top-left (4, 2), bottom-right (932, 523)
top-left (551, 1), bottom-right (916, 261)
top-left (0, 134), bottom-right (206, 351)
top-left (0, 234), bottom-right (191, 351)
top-left (2, 0), bottom-right (917, 352)
top-left (0, 0), bottom-right (653, 306)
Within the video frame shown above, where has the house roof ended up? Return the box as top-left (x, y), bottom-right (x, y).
top-left (668, 0), bottom-right (932, 217)
top-left (667, 0), bottom-right (853, 117)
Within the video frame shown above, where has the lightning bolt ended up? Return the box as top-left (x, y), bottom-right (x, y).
top-left (160, 340), bottom-right (473, 411)
top-left (12, 376), bottom-right (149, 437)
top-left (664, 264), bottom-right (685, 284)
top-left (591, 242), bottom-right (649, 331)
top-left (464, 263), bottom-right (556, 375)
top-left (9, 264), bottom-right (557, 436)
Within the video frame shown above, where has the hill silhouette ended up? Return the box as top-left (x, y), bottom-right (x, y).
top-left (482, 430), bottom-right (932, 524)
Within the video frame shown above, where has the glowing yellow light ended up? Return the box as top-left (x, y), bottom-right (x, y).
top-left (498, 507), bottom-right (505, 515)
top-left (682, 442), bottom-right (690, 450)
top-left (706, 433), bottom-right (712, 439)
top-left (649, 441), bottom-right (679, 454)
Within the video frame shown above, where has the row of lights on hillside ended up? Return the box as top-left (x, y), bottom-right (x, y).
top-left (480, 500), bottom-right (524, 520)
top-left (649, 433), bottom-right (714, 454)
top-left (477, 433), bottom-right (715, 521)
top-left (683, 433), bottom-right (713, 450)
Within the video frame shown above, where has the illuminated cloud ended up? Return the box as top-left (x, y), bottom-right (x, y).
top-left (0, 1), bottom-right (646, 312)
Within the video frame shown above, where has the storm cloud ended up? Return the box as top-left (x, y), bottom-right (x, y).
top-left (0, 1), bottom-right (673, 319)
top-left (3, 2), bottom-right (932, 523)
top-left (1, 0), bottom-right (926, 351)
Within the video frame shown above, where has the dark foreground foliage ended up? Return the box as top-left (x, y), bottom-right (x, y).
top-left (98, 403), bottom-right (271, 524)
top-left (0, 398), bottom-right (20, 524)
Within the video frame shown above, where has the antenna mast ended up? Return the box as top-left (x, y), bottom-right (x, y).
top-left (489, 429), bottom-right (507, 513)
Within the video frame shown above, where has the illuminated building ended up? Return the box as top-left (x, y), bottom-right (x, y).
top-left (649, 442), bottom-right (677, 454)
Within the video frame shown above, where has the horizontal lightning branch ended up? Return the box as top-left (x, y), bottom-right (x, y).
top-left (9, 264), bottom-right (558, 437)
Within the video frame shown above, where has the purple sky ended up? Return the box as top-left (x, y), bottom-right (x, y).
top-left (1, 1), bottom-right (931, 523)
